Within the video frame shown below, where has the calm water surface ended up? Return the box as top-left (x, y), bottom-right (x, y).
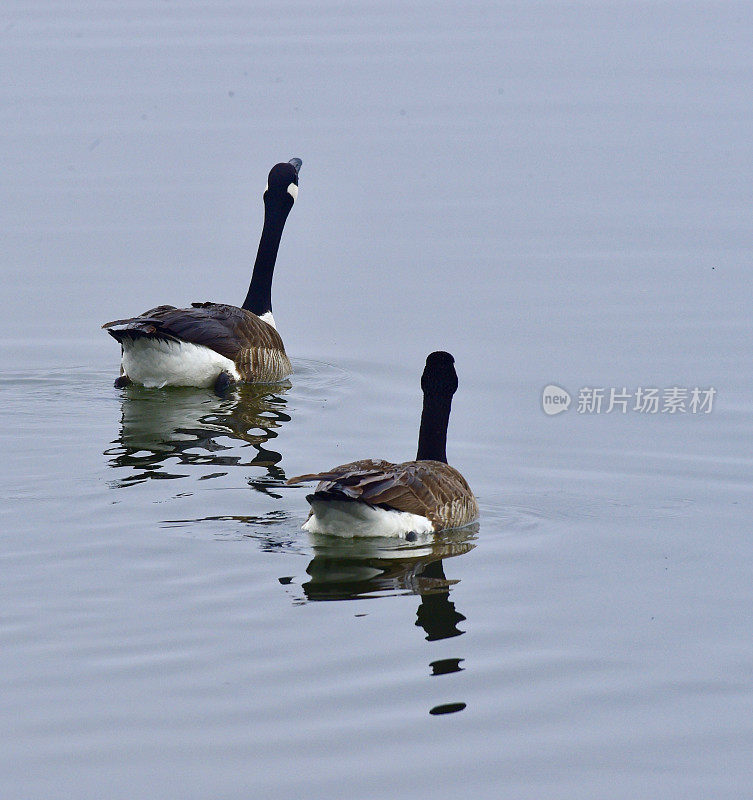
top-left (2, 2), bottom-right (753, 798)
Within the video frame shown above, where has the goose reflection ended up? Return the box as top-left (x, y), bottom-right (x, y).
top-left (104, 383), bottom-right (290, 490)
top-left (298, 525), bottom-right (477, 637)
top-left (283, 525), bottom-right (478, 716)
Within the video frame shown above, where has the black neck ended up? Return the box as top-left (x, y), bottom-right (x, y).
top-left (416, 394), bottom-right (453, 462)
top-left (241, 200), bottom-right (289, 316)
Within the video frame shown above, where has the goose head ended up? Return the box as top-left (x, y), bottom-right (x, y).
top-left (264, 158), bottom-right (302, 217)
top-left (421, 351), bottom-right (458, 401)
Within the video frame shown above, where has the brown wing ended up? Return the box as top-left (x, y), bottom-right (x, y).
top-left (103, 303), bottom-right (282, 358)
top-left (287, 459), bottom-right (479, 530)
top-left (287, 459), bottom-right (398, 496)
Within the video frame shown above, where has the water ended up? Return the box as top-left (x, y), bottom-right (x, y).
top-left (2, 2), bottom-right (753, 798)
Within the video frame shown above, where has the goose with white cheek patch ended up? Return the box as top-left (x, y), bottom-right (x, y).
top-left (287, 352), bottom-right (479, 537)
top-left (103, 158), bottom-right (301, 392)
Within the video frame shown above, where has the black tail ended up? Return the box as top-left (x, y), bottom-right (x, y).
top-left (102, 318), bottom-right (177, 344)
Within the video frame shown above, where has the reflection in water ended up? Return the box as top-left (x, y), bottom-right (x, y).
top-left (286, 525), bottom-right (479, 717)
top-left (430, 658), bottom-right (464, 676)
top-left (429, 702), bottom-right (467, 716)
top-left (300, 526), bottom-right (477, 605)
top-left (414, 558), bottom-right (467, 641)
top-left (104, 383), bottom-right (291, 490)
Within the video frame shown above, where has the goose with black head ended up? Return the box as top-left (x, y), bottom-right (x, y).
top-left (103, 158), bottom-right (301, 392)
top-left (287, 352), bottom-right (479, 537)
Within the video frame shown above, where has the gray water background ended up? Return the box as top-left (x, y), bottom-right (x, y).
top-left (2, 2), bottom-right (753, 798)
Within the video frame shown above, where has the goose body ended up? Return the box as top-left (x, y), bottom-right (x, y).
top-left (288, 352), bottom-right (478, 537)
top-left (105, 302), bottom-right (291, 388)
top-left (103, 159), bottom-right (300, 390)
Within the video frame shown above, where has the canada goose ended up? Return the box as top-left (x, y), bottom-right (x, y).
top-left (287, 352), bottom-right (478, 537)
top-left (103, 158), bottom-right (301, 391)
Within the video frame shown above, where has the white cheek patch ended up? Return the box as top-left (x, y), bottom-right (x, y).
top-left (263, 183), bottom-right (297, 200)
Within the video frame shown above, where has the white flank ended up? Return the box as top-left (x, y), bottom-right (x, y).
top-left (258, 311), bottom-right (277, 329)
top-left (121, 338), bottom-right (240, 388)
top-left (302, 500), bottom-right (434, 538)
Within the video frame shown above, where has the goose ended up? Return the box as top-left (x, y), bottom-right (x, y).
top-left (287, 351), bottom-right (478, 537)
top-left (103, 158), bottom-right (301, 391)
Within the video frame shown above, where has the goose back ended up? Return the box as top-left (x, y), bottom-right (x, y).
top-left (288, 458), bottom-right (479, 531)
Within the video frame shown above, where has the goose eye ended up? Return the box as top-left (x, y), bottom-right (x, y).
top-left (287, 182), bottom-right (298, 201)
